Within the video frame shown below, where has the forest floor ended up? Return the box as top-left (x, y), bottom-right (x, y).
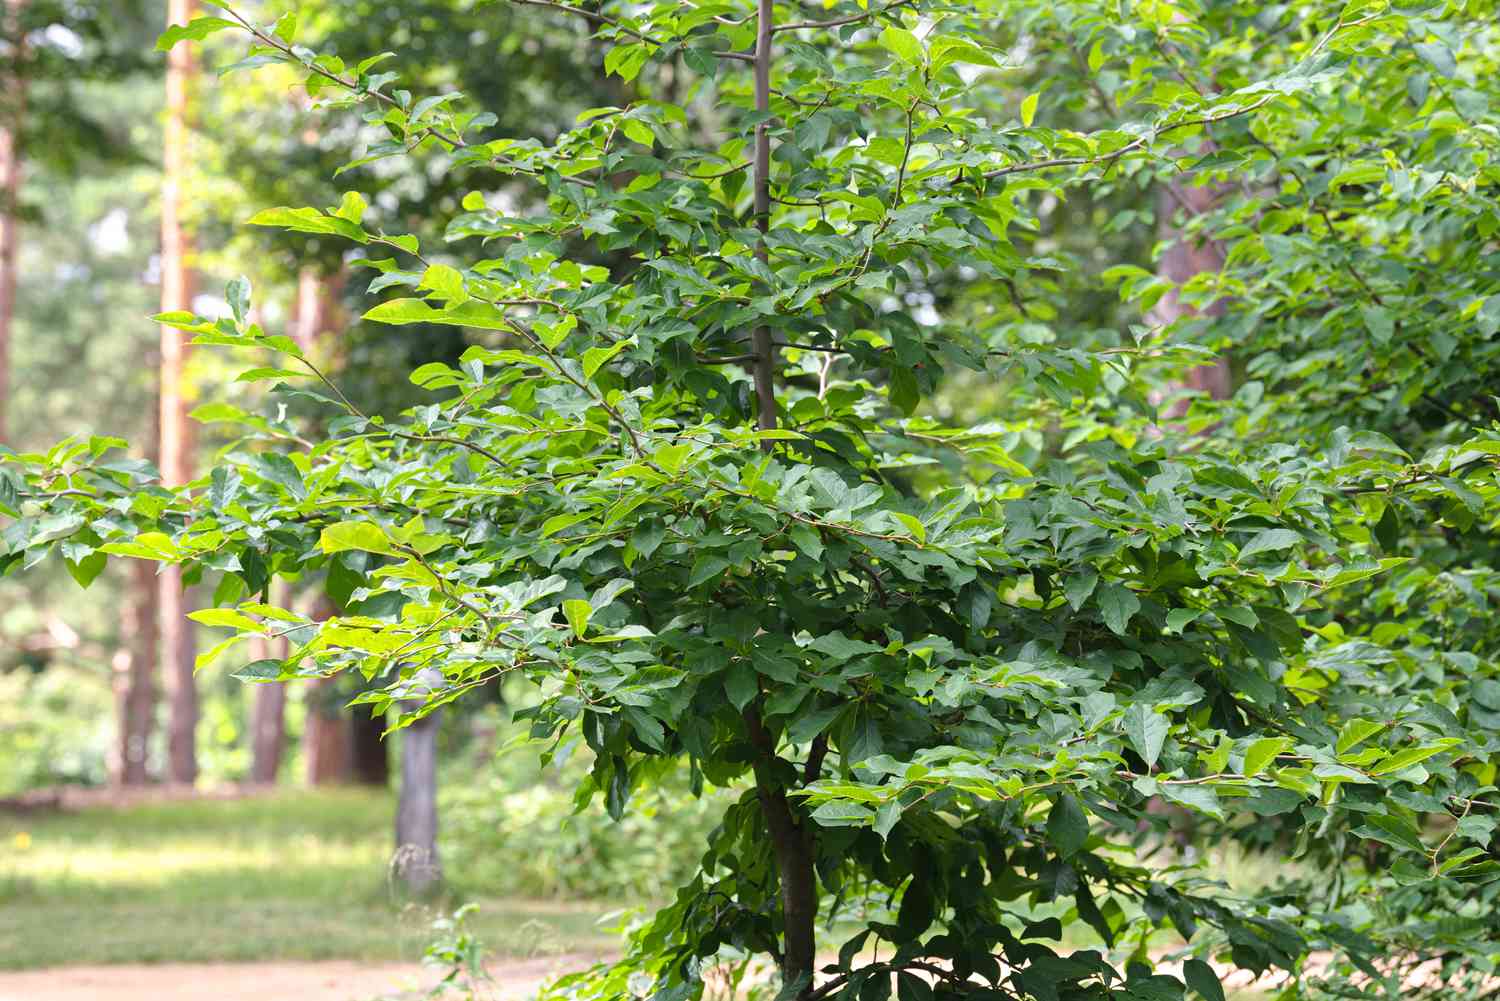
top-left (0, 789), bottom-right (619, 969)
top-left (0, 955), bottom-right (601, 1001)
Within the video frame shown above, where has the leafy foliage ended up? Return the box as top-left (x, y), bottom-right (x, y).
top-left (6, 0), bottom-right (1500, 999)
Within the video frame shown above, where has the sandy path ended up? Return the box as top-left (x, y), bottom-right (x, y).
top-left (0, 954), bottom-right (600, 1001)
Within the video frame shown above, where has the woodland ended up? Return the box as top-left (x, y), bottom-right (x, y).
top-left (2, 1), bottom-right (1500, 1000)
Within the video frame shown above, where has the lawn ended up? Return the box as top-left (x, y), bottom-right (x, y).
top-left (0, 789), bottom-right (623, 969)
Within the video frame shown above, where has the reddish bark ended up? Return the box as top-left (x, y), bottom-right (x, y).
top-left (110, 560), bottom-right (160, 786)
top-left (159, 0), bottom-right (199, 785)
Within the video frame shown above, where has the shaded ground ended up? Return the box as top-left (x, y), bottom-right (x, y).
top-left (0, 955), bottom-right (601, 1001)
top-left (0, 789), bottom-right (623, 968)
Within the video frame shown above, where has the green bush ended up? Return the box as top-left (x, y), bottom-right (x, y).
top-left (442, 746), bottom-right (733, 901)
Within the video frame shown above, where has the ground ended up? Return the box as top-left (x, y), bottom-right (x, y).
top-left (0, 956), bottom-right (599, 1001)
top-left (0, 788), bottom-right (620, 969)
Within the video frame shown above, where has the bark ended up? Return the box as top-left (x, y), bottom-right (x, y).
top-left (1149, 178), bottom-right (1232, 417)
top-left (247, 583), bottom-right (290, 784)
top-left (248, 679), bottom-right (287, 784)
top-left (303, 676), bottom-right (352, 785)
top-left (394, 669), bottom-right (443, 895)
top-left (745, 3), bottom-right (814, 992)
top-left (745, 708), bottom-right (817, 995)
top-left (349, 709), bottom-right (390, 786)
top-left (0, 0), bottom-right (26, 445)
top-left (110, 562), bottom-right (158, 786)
top-left (159, 0), bottom-right (198, 784)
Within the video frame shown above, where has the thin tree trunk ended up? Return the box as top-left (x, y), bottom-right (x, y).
top-left (394, 669), bottom-right (442, 895)
top-left (0, 0), bottom-right (26, 445)
top-left (247, 581), bottom-right (290, 784)
top-left (746, 1), bottom-right (815, 992)
top-left (110, 560), bottom-right (159, 786)
top-left (159, 0), bottom-right (198, 785)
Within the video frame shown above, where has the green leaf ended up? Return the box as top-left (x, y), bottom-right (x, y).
top-left (563, 598), bottom-right (591, 638)
top-left (1336, 719), bottom-right (1385, 755)
top-left (226, 276), bottom-right (252, 325)
top-left (1242, 737), bottom-right (1290, 777)
top-left (1370, 742), bottom-right (1456, 775)
top-left (420, 263), bottom-right (468, 305)
top-left (1097, 583), bottom-right (1140, 636)
top-left (1047, 793), bottom-right (1089, 858)
top-left (1238, 529), bottom-right (1302, 559)
top-left (1064, 570), bottom-right (1098, 611)
top-left (879, 27), bottom-right (923, 65)
top-left (1182, 959), bottom-right (1224, 1001)
top-left (1021, 92), bottom-right (1039, 126)
top-left (1413, 41), bottom-right (1456, 78)
top-left (1122, 704), bottom-right (1168, 769)
top-left (1160, 783), bottom-right (1223, 820)
top-left (582, 341), bottom-right (628, 382)
top-left (319, 522), bottom-right (400, 556)
top-left (157, 16), bottom-right (238, 51)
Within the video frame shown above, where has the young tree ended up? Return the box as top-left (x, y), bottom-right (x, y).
top-left (159, 0), bottom-right (199, 785)
top-left (8, 2), bottom-right (1500, 1000)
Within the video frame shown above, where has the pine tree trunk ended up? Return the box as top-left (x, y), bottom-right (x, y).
top-left (0, 0), bottom-right (26, 446)
top-left (394, 670), bottom-right (442, 895)
top-left (110, 560), bottom-right (159, 786)
top-left (247, 582), bottom-right (289, 784)
top-left (159, 0), bottom-right (198, 785)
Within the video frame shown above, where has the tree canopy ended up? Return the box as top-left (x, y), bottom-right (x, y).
top-left (5, 0), bottom-right (1500, 998)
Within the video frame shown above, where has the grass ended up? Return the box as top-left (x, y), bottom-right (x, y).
top-left (0, 789), bottom-right (622, 969)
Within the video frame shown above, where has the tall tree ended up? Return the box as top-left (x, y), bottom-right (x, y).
top-left (393, 669), bottom-right (443, 895)
top-left (0, 0), bottom-right (25, 445)
top-left (110, 561), bottom-right (159, 785)
top-left (247, 584), bottom-right (288, 783)
top-left (158, 0), bottom-right (198, 784)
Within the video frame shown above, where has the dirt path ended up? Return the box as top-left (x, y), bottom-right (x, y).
top-left (0, 954), bottom-right (600, 1001)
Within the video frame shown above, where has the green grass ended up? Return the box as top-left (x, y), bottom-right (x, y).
top-left (0, 789), bottom-right (622, 969)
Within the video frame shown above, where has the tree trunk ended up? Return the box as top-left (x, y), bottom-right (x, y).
top-left (0, 0), bottom-right (26, 445)
top-left (159, 0), bottom-right (198, 785)
top-left (745, 708), bottom-right (817, 996)
top-left (349, 709), bottom-right (389, 786)
top-left (1149, 178), bottom-right (1232, 417)
top-left (110, 560), bottom-right (159, 786)
top-left (394, 669), bottom-right (442, 895)
top-left (303, 676), bottom-right (352, 785)
top-left (246, 582), bottom-right (290, 784)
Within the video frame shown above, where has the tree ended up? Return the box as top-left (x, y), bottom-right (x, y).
top-left (0, 0), bottom-right (23, 446)
top-left (9, 3), bottom-right (1500, 1000)
top-left (159, 0), bottom-right (199, 785)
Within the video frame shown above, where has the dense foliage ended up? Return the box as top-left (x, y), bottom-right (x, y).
top-left (5, 0), bottom-right (1500, 998)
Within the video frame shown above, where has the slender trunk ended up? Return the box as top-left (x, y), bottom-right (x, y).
top-left (746, 4), bottom-right (814, 992)
top-left (301, 597), bottom-right (357, 785)
top-left (159, 0), bottom-right (198, 785)
top-left (749, 0), bottom-right (776, 436)
top-left (248, 678), bottom-right (287, 784)
top-left (394, 669), bottom-right (442, 895)
top-left (247, 582), bottom-right (289, 783)
top-left (110, 560), bottom-right (159, 786)
top-left (745, 708), bottom-right (816, 994)
top-left (0, 0), bottom-right (27, 445)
